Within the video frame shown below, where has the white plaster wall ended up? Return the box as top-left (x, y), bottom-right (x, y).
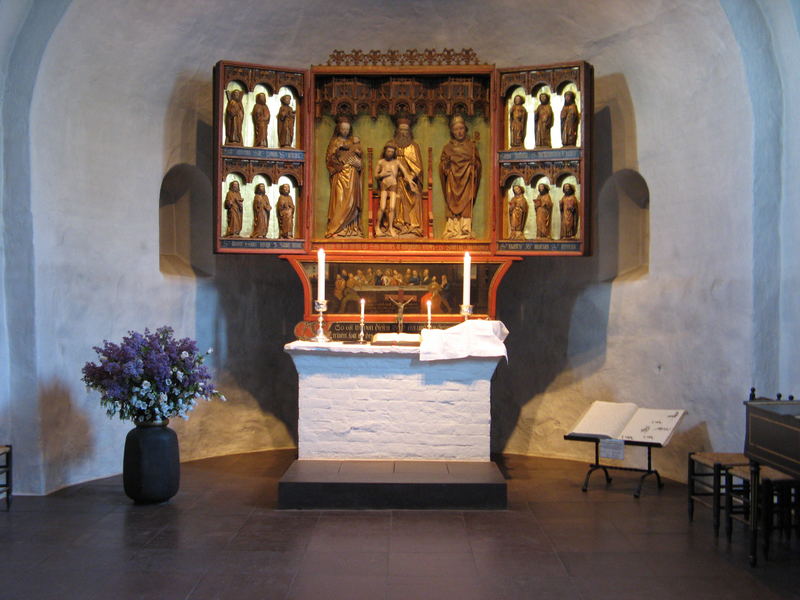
top-left (760, 0), bottom-right (800, 394)
top-left (0, 0), bottom-right (33, 449)
top-left (10, 0), bottom-right (759, 491)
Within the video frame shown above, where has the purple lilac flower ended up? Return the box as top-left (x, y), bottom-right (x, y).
top-left (82, 326), bottom-right (225, 423)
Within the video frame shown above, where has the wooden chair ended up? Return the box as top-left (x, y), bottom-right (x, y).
top-left (688, 451), bottom-right (749, 535)
top-left (0, 445), bottom-right (11, 510)
top-left (725, 464), bottom-right (800, 559)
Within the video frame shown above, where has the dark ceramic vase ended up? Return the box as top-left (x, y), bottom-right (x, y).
top-left (123, 419), bottom-right (180, 504)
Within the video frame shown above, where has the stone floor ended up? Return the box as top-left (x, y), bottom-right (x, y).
top-left (2, 450), bottom-right (799, 599)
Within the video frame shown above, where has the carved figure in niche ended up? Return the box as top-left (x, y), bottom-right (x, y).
top-left (534, 93), bottom-right (554, 148)
top-left (534, 182), bottom-right (553, 239)
top-left (389, 118), bottom-right (423, 236)
top-left (277, 184), bottom-right (295, 238)
top-left (225, 89), bottom-right (244, 145)
top-left (509, 95), bottom-right (528, 148)
top-left (561, 91), bottom-right (580, 147)
top-left (252, 93), bottom-right (271, 147)
top-left (440, 116), bottom-right (481, 239)
top-left (508, 184), bottom-right (529, 239)
top-left (560, 183), bottom-right (580, 239)
top-left (223, 180), bottom-right (243, 237)
top-left (250, 183), bottom-right (271, 238)
top-left (278, 94), bottom-right (296, 148)
top-left (325, 115), bottom-right (363, 238)
top-left (375, 144), bottom-right (400, 237)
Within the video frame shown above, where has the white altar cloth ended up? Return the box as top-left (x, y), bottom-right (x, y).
top-left (285, 331), bottom-right (506, 461)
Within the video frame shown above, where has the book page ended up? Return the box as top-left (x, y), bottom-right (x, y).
top-left (569, 401), bottom-right (639, 439)
top-left (619, 408), bottom-right (686, 445)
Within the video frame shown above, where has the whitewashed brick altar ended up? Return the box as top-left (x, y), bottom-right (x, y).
top-left (284, 342), bottom-right (504, 461)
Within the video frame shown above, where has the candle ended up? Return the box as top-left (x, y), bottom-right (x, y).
top-left (317, 248), bottom-right (325, 303)
top-left (360, 297), bottom-right (365, 320)
top-left (462, 252), bottom-right (471, 307)
top-left (427, 299), bottom-right (432, 324)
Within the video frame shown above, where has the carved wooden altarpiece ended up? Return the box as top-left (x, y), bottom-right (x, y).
top-left (213, 50), bottom-right (593, 338)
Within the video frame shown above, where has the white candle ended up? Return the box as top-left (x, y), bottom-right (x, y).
top-left (462, 252), bottom-right (471, 307)
top-left (317, 248), bottom-right (325, 303)
top-left (360, 297), bottom-right (365, 320)
top-left (427, 299), bottom-right (432, 323)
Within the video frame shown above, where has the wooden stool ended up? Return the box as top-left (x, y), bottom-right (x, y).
top-left (725, 464), bottom-right (799, 559)
top-left (0, 445), bottom-right (11, 510)
top-left (688, 451), bottom-right (748, 535)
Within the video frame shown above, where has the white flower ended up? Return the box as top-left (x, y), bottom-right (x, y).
top-left (180, 351), bottom-right (189, 359)
top-left (207, 347), bottom-right (214, 354)
top-left (176, 371), bottom-right (184, 382)
top-left (142, 380), bottom-right (151, 389)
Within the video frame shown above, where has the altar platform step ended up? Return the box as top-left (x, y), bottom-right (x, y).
top-left (278, 459), bottom-right (507, 509)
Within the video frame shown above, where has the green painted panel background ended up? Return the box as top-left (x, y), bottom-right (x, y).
top-left (313, 113), bottom-right (490, 239)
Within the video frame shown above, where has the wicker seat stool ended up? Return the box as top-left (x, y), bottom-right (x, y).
top-left (688, 451), bottom-right (749, 535)
top-left (725, 464), bottom-right (799, 559)
top-left (0, 445), bottom-right (11, 510)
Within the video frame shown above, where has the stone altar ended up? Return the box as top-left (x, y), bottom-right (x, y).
top-left (284, 341), bottom-right (504, 461)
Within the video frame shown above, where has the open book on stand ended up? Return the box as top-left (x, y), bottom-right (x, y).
top-left (567, 401), bottom-right (686, 446)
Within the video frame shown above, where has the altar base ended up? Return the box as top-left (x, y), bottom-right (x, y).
top-left (278, 459), bottom-right (506, 509)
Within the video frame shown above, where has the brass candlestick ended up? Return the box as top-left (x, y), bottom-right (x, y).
top-left (358, 315), bottom-right (365, 343)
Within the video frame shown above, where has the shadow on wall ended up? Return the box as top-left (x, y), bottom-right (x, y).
top-left (158, 160), bottom-right (303, 449)
top-left (39, 379), bottom-right (94, 491)
top-left (491, 73), bottom-right (650, 455)
top-left (158, 77), bottom-right (303, 450)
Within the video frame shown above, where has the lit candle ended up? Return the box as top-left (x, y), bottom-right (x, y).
top-left (462, 252), bottom-right (471, 307)
top-left (360, 297), bottom-right (365, 320)
top-left (317, 248), bottom-right (325, 303)
top-left (427, 299), bottom-right (432, 324)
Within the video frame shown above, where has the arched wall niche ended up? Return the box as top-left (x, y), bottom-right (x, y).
top-left (1, 0), bottom-right (772, 493)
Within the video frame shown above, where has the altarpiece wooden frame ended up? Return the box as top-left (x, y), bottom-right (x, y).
top-left (213, 51), bottom-right (593, 329)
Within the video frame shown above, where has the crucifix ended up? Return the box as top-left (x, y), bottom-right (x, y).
top-left (387, 290), bottom-right (415, 333)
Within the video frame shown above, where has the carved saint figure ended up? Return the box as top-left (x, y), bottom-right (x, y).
top-left (509, 95), bottom-right (528, 148)
top-left (508, 184), bottom-right (529, 240)
top-left (389, 120), bottom-right (423, 237)
top-left (223, 180), bottom-right (243, 237)
top-left (560, 183), bottom-right (580, 239)
top-left (277, 183), bottom-right (295, 239)
top-left (375, 144), bottom-right (400, 237)
top-left (440, 116), bottom-right (481, 239)
top-left (225, 89), bottom-right (244, 145)
top-left (250, 183), bottom-right (271, 238)
top-left (534, 93), bottom-right (554, 148)
top-left (252, 93), bottom-right (270, 147)
top-left (560, 91), bottom-right (580, 147)
top-left (534, 182), bottom-right (553, 239)
top-left (325, 115), bottom-right (363, 238)
top-left (278, 94), bottom-right (295, 148)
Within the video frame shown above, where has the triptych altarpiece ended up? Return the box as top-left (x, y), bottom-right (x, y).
top-left (213, 49), bottom-right (593, 333)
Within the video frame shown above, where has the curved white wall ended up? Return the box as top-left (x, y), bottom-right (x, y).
top-left (3, 0), bottom-right (773, 492)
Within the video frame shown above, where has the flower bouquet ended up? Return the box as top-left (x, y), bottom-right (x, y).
top-left (82, 326), bottom-right (226, 503)
top-left (82, 326), bottom-right (225, 424)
